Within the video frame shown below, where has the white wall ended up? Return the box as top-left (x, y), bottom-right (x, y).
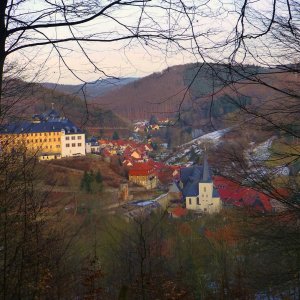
top-left (85, 142), bottom-right (92, 154)
top-left (185, 182), bottom-right (221, 213)
top-left (61, 132), bottom-right (86, 157)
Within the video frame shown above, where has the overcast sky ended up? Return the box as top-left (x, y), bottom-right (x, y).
top-left (6, 0), bottom-right (281, 85)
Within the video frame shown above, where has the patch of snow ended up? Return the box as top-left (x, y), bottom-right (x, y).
top-left (165, 128), bottom-right (230, 164)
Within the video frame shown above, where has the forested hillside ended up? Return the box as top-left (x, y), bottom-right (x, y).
top-left (92, 63), bottom-right (264, 120)
top-left (93, 63), bottom-right (299, 129)
top-left (3, 80), bottom-right (129, 131)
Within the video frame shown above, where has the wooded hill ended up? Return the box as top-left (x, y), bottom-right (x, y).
top-left (92, 63), bottom-right (300, 129)
top-left (2, 80), bottom-right (129, 132)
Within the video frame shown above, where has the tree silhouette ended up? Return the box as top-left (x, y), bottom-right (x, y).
top-left (112, 131), bottom-right (119, 140)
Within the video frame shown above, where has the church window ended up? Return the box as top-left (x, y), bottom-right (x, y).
top-left (204, 187), bottom-right (206, 192)
top-left (189, 198), bottom-right (192, 205)
top-left (197, 197), bottom-right (200, 205)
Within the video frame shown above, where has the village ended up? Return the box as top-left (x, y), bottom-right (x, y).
top-left (1, 2), bottom-right (300, 298)
top-left (0, 107), bottom-right (283, 221)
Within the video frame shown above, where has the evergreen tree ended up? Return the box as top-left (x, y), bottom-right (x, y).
top-left (95, 170), bottom-right (103, 183)
top-left (112, 131), bottom-right (119, 140)
top-left (149, 115), bottom-right (158, 125)
top-left (80, 171), bottom-right (93, 193)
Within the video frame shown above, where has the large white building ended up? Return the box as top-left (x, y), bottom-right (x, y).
top-left (179, 158), bottom-right (221, 214)
top-left (61, 129), bottom-right (85, 157)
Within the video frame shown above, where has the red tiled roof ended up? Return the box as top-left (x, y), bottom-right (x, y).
top-left (171, 207), bottom-right (188, 218)
top-left (102, 148), bottom-right (112, 157)
top-left (128, 161), bottom-right (156, 176)
top-left (213, 176), bottom-right (272, 212)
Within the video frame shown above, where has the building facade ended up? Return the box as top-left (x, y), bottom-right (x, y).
top-left (185, 181), bottom-right (221, 213)
top-left (61, 131), bottom-right (85, 157)
top-left (128, 162), bottom-right (158, 189)
top-left (85, 137), bottom-right (100, 154)
top-left (179, 158), bottom-right (221, 214)
top-left (0, 109), bottom-right (85, 160)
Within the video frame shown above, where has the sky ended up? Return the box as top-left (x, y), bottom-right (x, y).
top-left (6, 0), bottom-right (283, 85)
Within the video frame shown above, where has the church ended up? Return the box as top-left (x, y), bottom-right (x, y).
top-left (179, 157), bottom-right (221, 214)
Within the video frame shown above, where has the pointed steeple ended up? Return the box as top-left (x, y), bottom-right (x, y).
top-left (202, 151), bottom-right (209, 182)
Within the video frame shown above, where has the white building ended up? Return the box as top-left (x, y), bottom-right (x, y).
top-left (185, 181), bottom-right (221, 213)
top-left (61, 129), bottom-right (85, 157)
top-left (85, 137), bottom-right (100, 154)
top-left (179, 158), bottom-right (221, 214)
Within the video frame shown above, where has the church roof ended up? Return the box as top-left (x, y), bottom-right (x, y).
top-left (179, 164), bottom-right (213, 198)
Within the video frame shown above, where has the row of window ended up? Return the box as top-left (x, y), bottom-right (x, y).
top-left (2, 138), bottom-right (61, 144)
top-left (13, 132), bottom-right (60, 137)
top-left (44, 145), bottom-right (60, 149)
top-left (29, 138), bottom-right (61, 143)
top-left (65, 136), bottom-right (82, 140)
top-left (65, 143), bottom-right (82, 147)
top-left (26, 144), bottom-right (60, 150)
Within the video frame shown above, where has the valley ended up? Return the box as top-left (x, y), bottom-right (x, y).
top-left (1, 62), bottom-right (300, 299)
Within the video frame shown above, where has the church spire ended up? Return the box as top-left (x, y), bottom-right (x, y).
top-left (202, 151), bottom-right (209, 182)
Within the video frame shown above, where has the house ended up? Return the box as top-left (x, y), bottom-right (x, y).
top-left (85, 137), bottom-right (100, 154)
top-left (150, 124), bottom-right (160, 131)
top-left (0, 108), bottom-right (85, 160)
top-left (214, 176), bottom-right (272, 213)
top-left (169, 207), bottom-right (188, 218)
top-left (122, 158), bottom-right (134, 167)
top-left (130, 150), bottom-right (142, 160)
top-left (128, 161), bottom-right (158, 189)
top-left (179, 157), bottom-right (221, 214)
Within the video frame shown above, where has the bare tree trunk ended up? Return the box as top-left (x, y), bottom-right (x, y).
top-left (0, 1), bottom-right (7, 115)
